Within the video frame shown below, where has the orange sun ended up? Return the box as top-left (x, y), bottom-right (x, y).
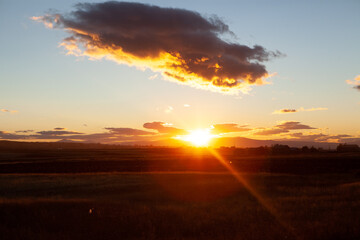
top-left (179, 129), bottom-right (215, 147)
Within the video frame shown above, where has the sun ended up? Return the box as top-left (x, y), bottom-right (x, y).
top-left (179, 129), bottom-right (215, 147)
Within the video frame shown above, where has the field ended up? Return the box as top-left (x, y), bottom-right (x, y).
top-left (1, 146), bottom-right (360, 240)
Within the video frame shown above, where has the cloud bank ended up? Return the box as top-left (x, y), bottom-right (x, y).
top-left (32, 1), bottom-right (282, 93)
top-left (0, 121), bottom-right (355, 144)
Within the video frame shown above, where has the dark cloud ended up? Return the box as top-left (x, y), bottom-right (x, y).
top-left (33, 1), bottom-right (282, 93)
top-left (105, 127), bottom-right (156, 135)
top-left (143, 122), bottom-right (187, 135)
top-left (15, 130), bottom-right (34, 133)
top-left (255, 121), bottom-right (316, 136)
top-left (346, 75), bottom-right (360, 91)
top-left (273, 109), bottom-right (298, 114)
top-left (273, 107), bottom-right (327, 114)
top-left (276, 121), bottom-right (316, 130)
top-left (36, 130), bottom-right (83, 136)
top-left (211, 123), bottom-right (251, 134)
top-left (287, 132), bottom-right (352, 142)
top-left (54, 127), bottom-right (66, 130)
top-left (255, 128), bottom-right (289, 136)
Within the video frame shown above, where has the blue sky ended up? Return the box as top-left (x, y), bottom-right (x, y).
top-left (0, 0), bottom-right (359, 144)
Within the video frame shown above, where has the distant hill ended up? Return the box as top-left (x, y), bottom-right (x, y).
top-left (0, 137), bottom-right (340, 149)
top-left (122, 137), bottom-right (339, 149)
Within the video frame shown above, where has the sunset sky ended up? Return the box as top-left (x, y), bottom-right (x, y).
top-left (1, 0), bottom-right (359, 145)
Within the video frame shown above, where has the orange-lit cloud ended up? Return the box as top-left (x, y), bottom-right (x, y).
top-left (32, 2), bottom-right (282, 94)
top-left (0, 121), bottom-right (357, 146)
top-left (143, 121), bottom-right (187, 135)
top-left (104, 127), bottom-right (155, 136)
top-left (1, 109), bottom-right (18, 113)
top-left (346, 75), bottom-right (360, 91)
top-left (272, 107), bottom-right (328, 114)
top-left (211, 123), bottom-right (252, 134)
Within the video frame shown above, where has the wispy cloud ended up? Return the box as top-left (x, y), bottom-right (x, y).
top-left (346, 75), bottom-right (360, 91)
top-left (104, 127), bottom-right (155, 136)
top-left (32, 1), bottom-right (283, 94)
top-left (255, 121), bottom-right (316, 136)
top-left (164, 106), bottom-right (173, 114)
top-left (272, 107), bottom-right (328, 114)
top-left (1, 109), bottom-right (18, 113)
top-left (211, 123), bottom-right (251, 134)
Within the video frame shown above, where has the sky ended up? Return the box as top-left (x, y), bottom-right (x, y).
top-left (0, 0), bottom-right (359, 145)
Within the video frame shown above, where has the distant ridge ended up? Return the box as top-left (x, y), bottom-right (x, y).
top-left (0, 137), bottom-right (342, 149)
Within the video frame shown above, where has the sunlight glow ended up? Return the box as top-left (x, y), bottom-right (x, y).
top-left (178, 129), bottom-right (215, 147)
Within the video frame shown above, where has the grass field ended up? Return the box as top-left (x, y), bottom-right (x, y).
top-left (1, 147), bottom-right (360, 239)
top-left (1, 172), bottom-right (360, 240)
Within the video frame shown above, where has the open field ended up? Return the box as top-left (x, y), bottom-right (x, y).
top-left (1, 147), bottom-right (360, 239)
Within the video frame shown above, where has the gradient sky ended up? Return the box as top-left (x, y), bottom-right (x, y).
top-left (1, 0), bottom-right (359, 144)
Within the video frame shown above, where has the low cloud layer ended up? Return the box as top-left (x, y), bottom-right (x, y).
top-left (255, 121), bottom-right (316, 136)
top-left (272, 107), bottom-right (328, 114)
top-left (346, 75), bottom-right (360, 91)
top-left (105, 127), bottom-right (155, 135)
top-left (143, 122), bottom-right (187, 135)
top-left (0, 121), bottom-right (355, 144)
top-left (211, 124), bottom-right (251, 134)
top-left (32, 1), bottom-right (282, 93)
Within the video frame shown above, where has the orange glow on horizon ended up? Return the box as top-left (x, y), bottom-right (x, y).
top-left (176, 129), bottom-right (216, 147)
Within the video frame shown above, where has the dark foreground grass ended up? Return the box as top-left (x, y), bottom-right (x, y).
top-left (1, 172), bottom-right (360, 240)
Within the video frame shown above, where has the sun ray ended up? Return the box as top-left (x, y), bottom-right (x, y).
top-left (207, 148), bottom-right (300, 239)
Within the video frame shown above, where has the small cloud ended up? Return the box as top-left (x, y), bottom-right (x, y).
top-left (36, 130), bottom-right (83, 136)
top-left (15, 130), bottom-right (34, 133)
top-left (183, 104), bottom-right (191, 108)
top-left (345, 75), bottom-right (360, 91)
top-left (1, 109), bottom-right (18, 113)
top-left (165, 106), bottom-right (173, 114)
top-left (273, 109), bottom-right (297, 114)
top-left (54, 127), bottom-right (66, 131)
top-left (272, 107), bottom-right (327, 114)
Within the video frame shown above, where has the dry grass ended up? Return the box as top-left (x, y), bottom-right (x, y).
top-left (1, 172), bottom-right (360, 240)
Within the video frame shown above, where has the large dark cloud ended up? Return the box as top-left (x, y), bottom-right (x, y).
top-left (143, 122), bottom-right (187, 135)
top-left (33, 1), bottom-right (282, 93)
